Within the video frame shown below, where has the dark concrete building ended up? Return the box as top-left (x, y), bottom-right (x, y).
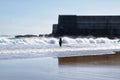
top-left (52, 15), bottom-right (120, 38)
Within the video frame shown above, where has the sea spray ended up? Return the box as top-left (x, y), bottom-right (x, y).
top-left (0, 36), bottom-right (120, 50)
top-left (0, 36), bottom-right (120, 59)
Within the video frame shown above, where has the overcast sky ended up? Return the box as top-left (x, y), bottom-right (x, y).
top-left (0, 0), bottom-right (120, 35)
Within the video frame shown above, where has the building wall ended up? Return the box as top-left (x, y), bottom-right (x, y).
top-left (52, 15), bottom-right (120, 37)
top-left (52, 24), bottom-right (58, 35)
top-left (57, 15), bottom-right (77, 36)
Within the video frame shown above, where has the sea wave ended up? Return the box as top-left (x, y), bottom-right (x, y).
top-left (0, 36), bottom-right (120, 50)
top-left (0, 36), bottom-right (119, 45)
top-left (0, 36), bottom-right (120, 59)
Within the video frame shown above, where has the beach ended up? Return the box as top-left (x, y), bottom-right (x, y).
top-left (59, 52), bottom-right (120, 65)
top-left (0, 36), bottom-right (120, 80)
top-left (0, 52), bottom-right (120, 80)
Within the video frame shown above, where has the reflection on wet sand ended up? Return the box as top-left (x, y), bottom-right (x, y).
top-left (58, 52), bottom-right (120, 80)
top-left (0, 57), bottom-right (59, 80)
top-left (0, 52), bottom-right (120, 80)
top-left (58, 52), bottom-right (120, 65)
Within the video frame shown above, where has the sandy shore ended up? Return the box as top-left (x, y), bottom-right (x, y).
top-left (0, 52), bottom-right (120, 80)
top-left (59, 51), bottom-right (120, 65)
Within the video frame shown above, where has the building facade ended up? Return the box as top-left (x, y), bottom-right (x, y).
top-left (52, 15), bottom-right (120, 38)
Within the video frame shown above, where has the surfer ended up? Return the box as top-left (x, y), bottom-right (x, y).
top-left (59, 37), bottom-right (62, 47)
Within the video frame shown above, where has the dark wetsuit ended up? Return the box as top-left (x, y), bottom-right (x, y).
top-left (59, 38), bottom-right (62, 47)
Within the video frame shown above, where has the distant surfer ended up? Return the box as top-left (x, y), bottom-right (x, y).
top-left (59, 37), bottom-right (62, 47)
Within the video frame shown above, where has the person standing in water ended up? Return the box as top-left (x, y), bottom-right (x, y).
top-left (59, 37), bottom-right (62, 47)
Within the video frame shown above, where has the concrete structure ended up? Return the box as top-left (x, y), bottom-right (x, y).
top-left (52, 15), bottom-right (120, 38)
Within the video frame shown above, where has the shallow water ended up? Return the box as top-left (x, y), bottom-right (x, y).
top-left (58, 55), bottom-right (120, 80)
top-left (0, 56), bottom-right (120, 80)
top-left (59, 65), bottom-right (120, 80)
top-left (0, 57), bottom-right (59, 80)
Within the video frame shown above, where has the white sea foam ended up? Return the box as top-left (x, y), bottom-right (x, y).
top-left (0, 36), bottom-right (120, 59)
top-left (0, 36), bottom-right (119, 45)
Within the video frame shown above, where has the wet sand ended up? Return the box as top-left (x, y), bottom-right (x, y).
top-left (59, 52), bottom-right (120, 65)
top-left (0, 52), bottom-right (120, 80)
top-left (58, 52), bottom-right (120, 80)
top-left (0, 57), bottom-right (59, 80)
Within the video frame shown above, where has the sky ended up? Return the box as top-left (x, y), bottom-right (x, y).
top-left (0, 0), bottom-right (120, 35)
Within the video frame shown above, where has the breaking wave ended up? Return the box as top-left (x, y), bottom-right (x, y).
top-left (0, 36), bottom-right (119, 45)
top-left (0, 36), bottom-right (120, 59)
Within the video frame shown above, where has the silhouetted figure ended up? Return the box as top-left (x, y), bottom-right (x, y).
top-left (59, 38), bottom-right (62, 47)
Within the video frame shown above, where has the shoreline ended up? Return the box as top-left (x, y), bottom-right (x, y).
top-left (0, 52), bottom-right (120, 80)
top-left (59, 51), bottom-right (120, 65)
